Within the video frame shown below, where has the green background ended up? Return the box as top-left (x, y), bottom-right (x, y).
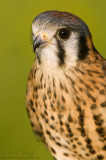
top-left (0, 0), bottom-right (106, 160)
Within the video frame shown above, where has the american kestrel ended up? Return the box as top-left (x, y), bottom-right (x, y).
top-left (26, 11), bottom-right (106, 160)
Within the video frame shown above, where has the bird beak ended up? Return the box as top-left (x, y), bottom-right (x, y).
top-left (33, 34), bottom-right (48, 53)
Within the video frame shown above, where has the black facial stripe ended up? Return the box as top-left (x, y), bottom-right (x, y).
top-left (78, 35), bottom-right (89, 60)
top-left (56, 39), bottom-right (65, 66)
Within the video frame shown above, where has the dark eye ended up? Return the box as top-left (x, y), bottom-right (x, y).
top-left (58, 28), bottom-right (70, 39)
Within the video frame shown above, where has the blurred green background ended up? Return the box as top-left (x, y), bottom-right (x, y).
top-left (0, 0), bottom-right (106, 160)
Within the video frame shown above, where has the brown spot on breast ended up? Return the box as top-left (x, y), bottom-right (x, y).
top-left (102, 60), bottom-right (106, 76)
top-left (93, 114), bottom-right (104, 126)
top-left (46, 130), bottom-right (51, 136)
top-left (51, 102), bottom-right (55, 111)
top-left (97, 155), bottom-right (104, 160)
top-left (60, 82), bottom-right (64, 90)
top-left (101, 101), bottom-right (106, 107)
top-left (65, 86), bottom-right (69, 93)
top-left (44, 110), bottom-right (48, 116)
top-left (45, 118), bottom-right (49, 123)
top-left (55, 141), bottom-right (62, 146)
top-left (102, 145), bottom-right (106, 151)
top-left (59, 120), bottom-right (63, 125)
top-left (89, 79), bottom-right (96, 84)
top-left (50, 147), bottom-right (56, 154)
top-left (99, 89), bottom-right (105, 95)
top-left (86, 92), bottom-right (96, 102)
top-left (96, 127), bottom-right (105, 137)
top-left (54, 91), bottom-right (57, 98)
top-left (61, 95), bottom-right (66, 103)
top-left (68, 114), bottom-right (73, 122)
top-left (91, 104), bottom-right (97, 110)
top-left (29, 99), bottom-right (33, 106)
top-left (63, 152), bottom-right (69, 157)
top-left (51, 116), bottom-right (55, 120)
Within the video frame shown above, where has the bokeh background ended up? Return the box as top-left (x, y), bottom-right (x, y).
top-left (0, 0), bottom-right (106, 160)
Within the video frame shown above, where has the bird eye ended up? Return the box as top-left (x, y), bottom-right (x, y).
top-left (58, 28), bottom-right (70, 39)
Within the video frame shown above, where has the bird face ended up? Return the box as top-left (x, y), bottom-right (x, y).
top-left (32, 11), bottom-right (92, 67)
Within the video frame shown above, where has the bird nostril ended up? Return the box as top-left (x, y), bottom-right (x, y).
top-left (43, 34), bottom-right (46, 39)
top-left (33, 34), bottom-right (48, 53)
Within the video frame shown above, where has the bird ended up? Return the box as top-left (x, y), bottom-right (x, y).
top-left (26, 11), bottom-right (106, 160)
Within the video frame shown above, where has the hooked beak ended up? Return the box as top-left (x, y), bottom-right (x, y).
top-left (33, 34), bottom-right (48, 53)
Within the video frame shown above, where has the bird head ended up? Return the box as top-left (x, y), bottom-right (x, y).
top-left (32, 11), bottom-right (96, 67)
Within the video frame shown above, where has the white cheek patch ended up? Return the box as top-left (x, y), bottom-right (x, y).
top-left (64, 32), bottom-right (79, 67)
